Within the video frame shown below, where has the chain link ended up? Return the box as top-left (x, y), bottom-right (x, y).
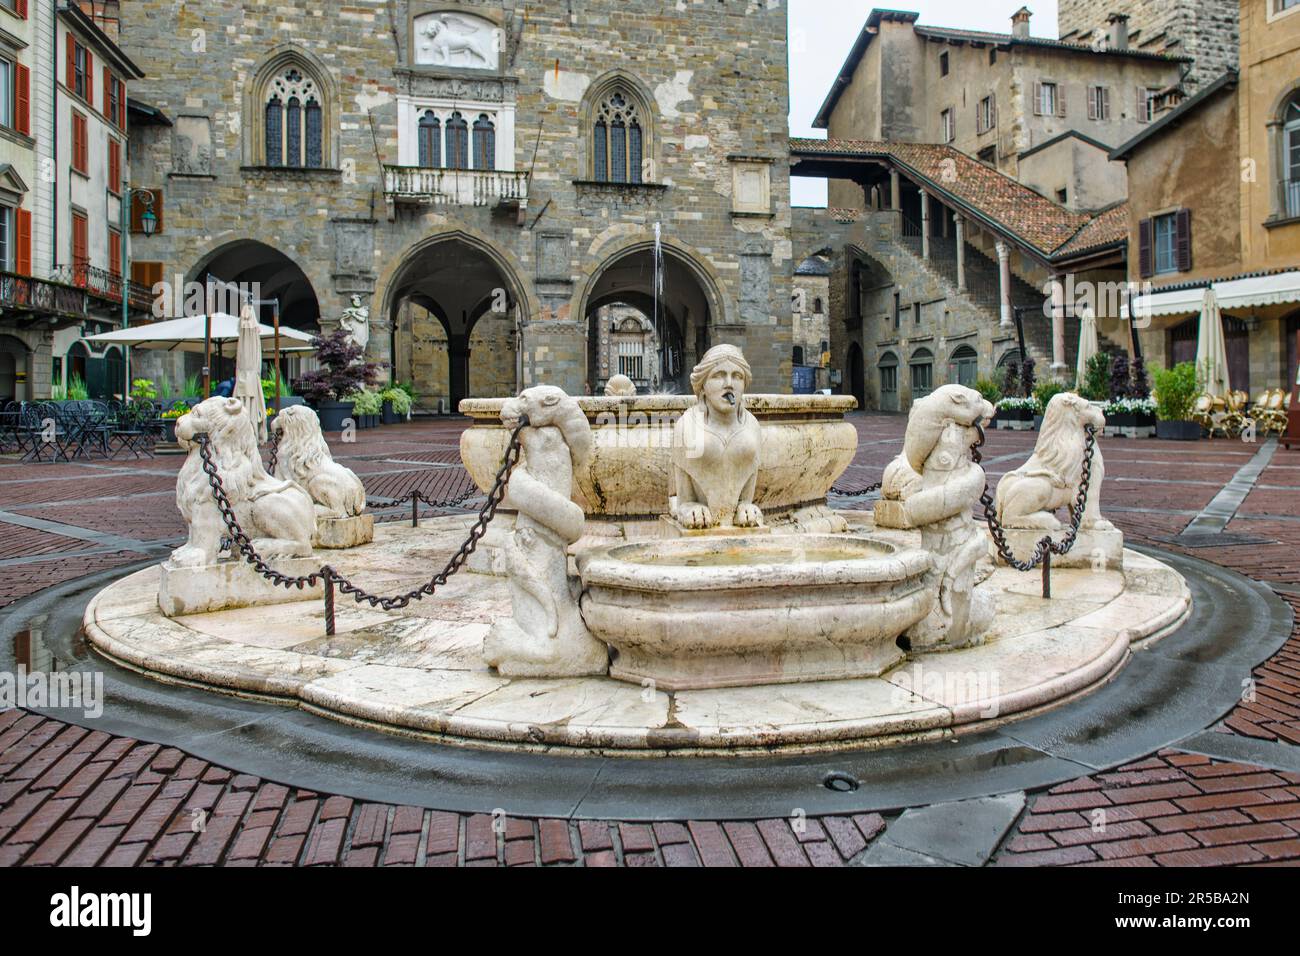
top-left (971, 422), bottom-right (1096, 572)
top-left (195, 417), bottom-right (527, 620)
top-left (829, 480), bottom-right (883, 498)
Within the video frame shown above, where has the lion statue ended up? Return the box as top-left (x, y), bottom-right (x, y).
top-left (271, 405), bottom-right (367, 520)
top-left (996, 392), bottom-right (1110, 532)
top-left (484, 385), bottom-right (608, 678)
top-left (887, 385), bottom-right (997, 651)
top-left (170, 397), bottom-right (316, 569)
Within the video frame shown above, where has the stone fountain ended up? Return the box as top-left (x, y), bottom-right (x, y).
top-left (82, 345), bottom-right (1193, 756)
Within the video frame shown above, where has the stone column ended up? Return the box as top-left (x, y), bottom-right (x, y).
top-left (889, 170), bottom-right (900, 211)
top-left (920, 189), bottom-right (931, 260)
top-left (1049, 274), bottom-right (1068, 374)
top-left (448, 333), bottom-right (471, 410)
top-left (995, 241), bottom-right (1013, 329)
top-left (955, 214), bottom-right (967, 293)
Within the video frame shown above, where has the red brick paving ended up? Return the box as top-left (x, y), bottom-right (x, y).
top-left (2, 417), bottom-right (1300, 866)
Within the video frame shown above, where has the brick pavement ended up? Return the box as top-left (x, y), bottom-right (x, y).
top-left (1, 417), bottom-right (1298, 866)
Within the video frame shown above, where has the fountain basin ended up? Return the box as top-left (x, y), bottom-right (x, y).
top-left (577, 534), bottom-right (934, 691)
top-left (460, 395), bottom-right (858, 522)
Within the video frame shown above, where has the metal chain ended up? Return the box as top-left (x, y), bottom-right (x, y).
top-left (195, 418), bottom-right (527, 617)
top-left (972, 422), bottom-right (1097, 572)
top-left (265, 426), bottom-right (281, 476)
top-left (829, 480), bottom-right (882, 498)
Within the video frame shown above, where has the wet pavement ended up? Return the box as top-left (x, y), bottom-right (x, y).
top-left (1, 415), bottom-right (1299, 867)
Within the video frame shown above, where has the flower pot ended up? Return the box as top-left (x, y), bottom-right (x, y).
top-left (315, 401), bottom-right (352, 432)
top-left (1156, 420), bottom-right (1201, 441)
top-left (382, 401), bottom-right (402, 426)
top-left (161, 419), bottom-right (179, 443)
top-left (1032, 415), bottom-right (1044, 430)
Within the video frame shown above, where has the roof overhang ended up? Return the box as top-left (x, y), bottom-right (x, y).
top-left (58, 2), bottom-right (145, 79)
top-left (1123, 270), bottom-right (1300, 319)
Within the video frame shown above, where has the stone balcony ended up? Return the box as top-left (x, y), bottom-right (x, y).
top-left (383, 165), bottom-right (529, 209)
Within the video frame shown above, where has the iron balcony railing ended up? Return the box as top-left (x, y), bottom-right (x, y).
top-left (51, 262), bottom-right (154, 313)
top-left (383, 165), bottom-right (530, 207)
top-left (0, 271), bottom-right (89, 318)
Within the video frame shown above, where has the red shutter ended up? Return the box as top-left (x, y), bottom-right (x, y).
top-left (1138, 218), bottom-right (1153, 278)
top-left (103, 68), bottom-right (112, 119)
top-left (71, 112), bottom-right (87, 173)
top-left (85, 52), bottom-right (93, 106)
top-left (72, 213), bottom-right (88, 268)
top-left (1175, 208), bottom-right (1193, 272)
top-left (108, 140), bottom-right (121, 192)
top-left (109, 230), bottom-right (121, 278)
top-left (15, 64), bottom-right (29, 136)
top-left (15, 208), bottom-right (31, 275)
top-left (65, 37), bottom-right (75, 91)
top-left (120, 90), bottom-right (127, 130)
top-left (16, 0), bottom-right (27, 19)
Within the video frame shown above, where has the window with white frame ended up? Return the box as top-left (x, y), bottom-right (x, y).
top-left (412, 107), bottom-right (497, 170)
top-left (1037, 82), bottom-right (1059, 116)
top-left (1282, 93), bottom-right (1300, 217)
top-left (1153, 212), bottom-right (1178, 275)
top-left (977, 95), bottom-right (996, 133)
top-left (0, 204), bottom-right (12, 272)
top-left (1139, 87), bottom-right (1160, 123)
top-left (941, 108), bottom-right (954, 143)
top-left (1088, 85), bottom-right (1110, 121)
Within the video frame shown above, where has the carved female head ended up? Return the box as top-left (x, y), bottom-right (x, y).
top-left (689, 345), bottom-right (753, 416)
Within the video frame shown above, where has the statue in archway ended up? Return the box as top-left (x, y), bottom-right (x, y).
top-left (339, 295), bottom-right (370, 352)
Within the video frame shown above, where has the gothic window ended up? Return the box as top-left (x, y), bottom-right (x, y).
top-left (418, 111), bottom-right (441, 168)
top-left (473, 114), bottom-right (496, 171)
top-left (445, 112), bottom-right (469, 170)
top-left (592, 89), bottom-right (645, 184)
top-left (263, 66), bottom-right (325, 168)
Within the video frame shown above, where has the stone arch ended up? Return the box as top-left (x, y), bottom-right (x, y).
top-left (242, 43), bottom-right (340, 169)
top-left (577, 236), bottom-right (728, 393)
top-left (186, 238), bottom-right (323, 331)
top-left (0, 333), bottom-right (29, 404)
top-left (877, 349), bottom-right (899, 412)
top-left (580, 69), bottom-right (659, 183)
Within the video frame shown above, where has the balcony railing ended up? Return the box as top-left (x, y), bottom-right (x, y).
top-left (1282, 178), bottom-right (1300, 219)
top-left (383, 165), bottom-right (530, 207)
top-left (0, 271), bottom-right (89, 318)
top-left (51, 262), bottom-right (153, 313)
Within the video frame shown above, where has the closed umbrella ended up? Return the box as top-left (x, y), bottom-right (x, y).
top-left (1075, 307), bottom-right (1099, 389)
top-left (1195, 287), bottom-right (1231, 398)
top-left (233, 306), bottom-right (268, 443)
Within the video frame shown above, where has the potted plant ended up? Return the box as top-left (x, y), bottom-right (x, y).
top-left (159, 402), bottom-right (190, 443)
top-left (997, 395), bottom-right (1039, 430)
top-left (294, 329), bottom-right (384, 432)
top-left (1153, 362), bottom-right (1201, 440)
top-left (380, 386), bottom-right (412, 424)
top-left (64, 374), bottom-right (89, 401)
top-left (1032, 380), bottom-right (1069, 429)
top-left (1079, 353), bottom-right (1112, 404)
top-left (346, 388), bottom-right (383, 428)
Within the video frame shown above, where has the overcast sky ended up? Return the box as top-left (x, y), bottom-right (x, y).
top-left (788, 0), bottom-right (1061, 206)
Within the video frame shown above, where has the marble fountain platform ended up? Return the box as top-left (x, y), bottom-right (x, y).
top-left (83, 515), bottom-right (1192, 758)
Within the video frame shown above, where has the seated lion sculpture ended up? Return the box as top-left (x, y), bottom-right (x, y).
top-left (271, 405), bottom-right (367, 519)
top-left (170, 397), bottom-right (316, 568)
top-left (995, 392), bottom-right (1110, 532)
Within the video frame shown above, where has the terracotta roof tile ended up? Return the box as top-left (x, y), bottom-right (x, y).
top-left (790, 138), bottom-right (1125, 262)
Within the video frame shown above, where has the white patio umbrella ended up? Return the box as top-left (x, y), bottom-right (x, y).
top-left (1075, 307), bottom-right (1100, 388)
top-left (82, 314), bottom-right (315, 356)
top-left (233, 306), bottom-right (268, 443)
top-left (1195, 287), bottom-right (1231, 398)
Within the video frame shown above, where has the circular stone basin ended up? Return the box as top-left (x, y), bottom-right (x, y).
top-left (577, 534), bottom-right (934, 691)
top-left (459, 395), bottom-right (858, 521)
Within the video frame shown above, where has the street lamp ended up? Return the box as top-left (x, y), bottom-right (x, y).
top-left (120, 187), bottom-right (156, 400)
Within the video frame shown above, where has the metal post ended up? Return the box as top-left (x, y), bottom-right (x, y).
top-left (323, 568), bottom-right (336, 636)
top-left (1042, 550), bottom-right (1052, 600)
top-left (203, 278), bottom-right (213, 398)
top-left (412, 494), bottom-right (420, 528)
top-left (272, 299), bottom-right (282, 415)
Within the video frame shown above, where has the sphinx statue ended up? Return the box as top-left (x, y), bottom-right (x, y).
top-left (483, 386), bottom-right (609, 677)
top-left (888, 385), bottom-right (997, 651)
top-left (668, 345), bottom-right (764, 532)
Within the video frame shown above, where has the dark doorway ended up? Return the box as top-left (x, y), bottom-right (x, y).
top-left (848, 342), bottom-right (865, 409)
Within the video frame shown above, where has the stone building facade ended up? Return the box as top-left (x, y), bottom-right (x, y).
top-left (1058, 0), bottom-right (1240, 91)
top-left (117, 0), bottom-right (794, 407)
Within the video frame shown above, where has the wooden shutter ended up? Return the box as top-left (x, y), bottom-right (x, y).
top-left (108, 230), bottom-right (121, 277)
top-left (1138, 218), bottom-right (1153, 278)
top-left (1102, 87), bottom-right (1110, 120)
top-left (1056, 85), bottom-right (1066, 118)
top-left (103, 68), bottom-right (112, 119)
top-left (16, 0), bottom-right (27, 19)
top-left (130, 188), bottom-right (163, 234)
top-left (991, 94), bottom-right (996, 128)
top-left (15, 208), bottom-right (31, 275)
top-left (132, 260), bottom-right (164, 290)
top-left (1175, 208), bottom-right (1193, 272)
top-left (1033, 82), bottom-right (1043, 116)
top-left (85, 51), bottom-right (93, 105)
top-left (108, 140), bottom-right (121, 192)
top-left (72, 112), bottom-right (87, 172)
top-left (1088, 88), bottom-right (1097, 120)
top-left (1137, 87), bottom-right (1149, 123)
top-left (72, 212), bottom-right (88, 267)
top-left (65, 37), bottom-right (75, 91)
top-left (15, 64), bottom-right (29, 136)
